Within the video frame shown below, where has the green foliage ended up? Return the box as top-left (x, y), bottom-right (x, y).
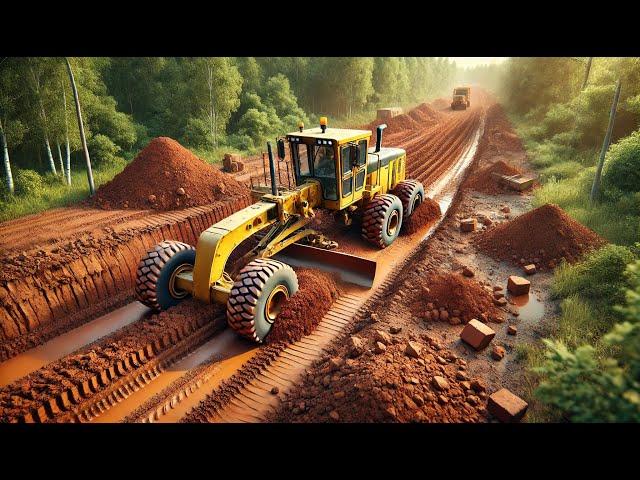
top-left (552, 244), bottom-right (637, 308)
top-left (88, 133), bottom-right (121, 166)
top-left (603, 129), bottom-right (640, 195)
top-left (534, 260), bottom-right (640, 422)
top-left (14, 169), bottom-right (43, 196)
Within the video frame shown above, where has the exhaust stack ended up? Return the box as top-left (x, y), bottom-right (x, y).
top-left (375, 124), bottom-right (387, 153)
top-left (267, 142), bottom-right (277, 195)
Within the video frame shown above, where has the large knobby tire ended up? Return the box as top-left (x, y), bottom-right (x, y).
top-left (361, 193), bottom-right (404, 248)
top-left (135, 240), bottom-right (195, 311)
top-left (393, 180), bottom-right (425, 218)
top-left (227, 258), bottom-right (299, 343)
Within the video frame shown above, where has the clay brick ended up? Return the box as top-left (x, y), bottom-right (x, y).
top-left (507, 276), bottom-right (530, 296)
top-left (460, 218), bottom-right (477, 232)
top-left (488, 388), bottom-right (528, 423)
top-left (523, 264), bottom-right (536, 275)
top-left (460, 319), bottom-right (496, 350)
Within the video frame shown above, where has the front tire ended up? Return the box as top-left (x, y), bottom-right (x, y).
top-left (226, 258), bottom-right (299, 343)
top-left (135, 240), bottom-right (196, 311)
top-left (361, 194), bottom-right (404, 248)
top-left (393, 180), bottom-right (425, 218)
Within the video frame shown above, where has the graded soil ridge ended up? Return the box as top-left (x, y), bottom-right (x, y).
top-left (475, 203), bottom-right (607, 268)
top-left (93, 137), bottom-right (249, 211)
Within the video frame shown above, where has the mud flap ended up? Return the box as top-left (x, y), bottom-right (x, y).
top-left (273, 243), bottom-right (376, 288)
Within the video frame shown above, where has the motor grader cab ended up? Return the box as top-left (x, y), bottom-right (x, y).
top-left (135, 117), bottom-right (426, 343)
top-left (451, 87), bottom-right (471, 110)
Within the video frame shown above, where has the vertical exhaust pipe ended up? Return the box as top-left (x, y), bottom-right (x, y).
top-left (267, 142), bottom-right (277, 195)
top-left (375, 124), bottom-right (387, 153)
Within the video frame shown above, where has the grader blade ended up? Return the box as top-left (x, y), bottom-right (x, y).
top-left (273, 243), bottom-right (376, 288)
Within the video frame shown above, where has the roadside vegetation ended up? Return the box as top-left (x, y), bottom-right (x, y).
top-left (495, 58), bottom-right (640, 422)
top-left (0, 57), bottom-right (458, 221)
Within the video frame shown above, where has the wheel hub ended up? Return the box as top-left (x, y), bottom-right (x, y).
top-left (265, 285), bottom-right (290, 323)
top-left (387, 210), bottom-right (399, 236)
top-left (168, 263), bottom-right (192, 299)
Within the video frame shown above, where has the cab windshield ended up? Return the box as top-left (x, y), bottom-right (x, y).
top-left (292, 142), bottom-right (337, 200)
top-left (455, 89), bottom-right (468, 95)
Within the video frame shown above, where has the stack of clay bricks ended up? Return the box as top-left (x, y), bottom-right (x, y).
top-left (223, 153), bottom-right (244, 173)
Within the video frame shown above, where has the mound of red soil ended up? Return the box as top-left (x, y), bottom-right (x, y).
top-left (402, 197), bottom-right (441, 235)
top-left (412, 103), bottom-right (443, 123)
top-left (411, 272), bottom-right (503, 324)
top-left (92, 137), bottom-right (249, 210)
top-left (475, 204), bottom-right (607, 269)
top-left (270, 335), bottom-right (487, 423)
top-left (465, 159), bottom-right (523, 195)
top-left (266, 269), bottom-right (341, 345)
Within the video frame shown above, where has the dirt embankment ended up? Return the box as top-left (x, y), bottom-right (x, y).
top-left (92, 137), bottom-right (249, 210)
top-left (475, 203), bottom-right (607, 269)
top-left (267, 269), bottom-right (341, 345)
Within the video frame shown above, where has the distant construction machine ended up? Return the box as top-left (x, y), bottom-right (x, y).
top-left (135, 117), bottom-right (425, 343)
top-left (451, 87), bottom-right (471, 110)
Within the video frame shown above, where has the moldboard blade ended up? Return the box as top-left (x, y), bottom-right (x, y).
top-left (273, 243), bottom-right (376, 288)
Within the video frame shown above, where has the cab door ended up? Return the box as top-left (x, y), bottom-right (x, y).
top-left (340, 140), bottom-right (368, 207)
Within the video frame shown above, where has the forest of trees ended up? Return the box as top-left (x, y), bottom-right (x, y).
top-left (0, 57), bottom-right (458, 199)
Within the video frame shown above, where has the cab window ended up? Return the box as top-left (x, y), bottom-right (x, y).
top-left (293, 143), bottom-right (311, 176)
top-left (313, 145), bottom-right (337, 200)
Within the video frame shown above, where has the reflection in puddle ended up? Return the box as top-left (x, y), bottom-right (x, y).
top-left (508, 293), bottom-right (545, 322)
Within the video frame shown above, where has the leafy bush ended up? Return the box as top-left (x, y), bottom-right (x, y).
top-left (14, 169), bottom-right (44, 197)
top-left (183, 117), bottom-right (213, 148)
top-left (603, 129), bottom-right (640, 195)
top-left (88, 134), bottom-right (122, 166)
top-left (534, 261), bottom-right (640, 422)
top-left (552, 244), bottom-right (637, 309)
top-left (540, 161), bottom-right (583, 181)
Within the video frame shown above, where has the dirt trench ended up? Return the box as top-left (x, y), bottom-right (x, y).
top-left (0, 196), bottom-right (252, 361)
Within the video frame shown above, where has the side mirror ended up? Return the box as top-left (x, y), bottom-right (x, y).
top-left (277, 138), bottom-right (286, 160)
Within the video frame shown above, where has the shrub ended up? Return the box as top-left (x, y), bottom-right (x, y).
top-left (603, 129), bottom-right (640, 195)
top-left (14, 169), bottom-right (44, 197)
top-left (534, 260), bottom-right (640, 422)
top-left (88, 134), bottom-right (122, 166)
top-left (183, 117), bottom-right (213, 148)
top-left (552, 244), bottom-right (637, 309)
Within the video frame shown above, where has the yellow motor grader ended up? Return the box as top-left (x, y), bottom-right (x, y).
top-left (135, 118), bottom-right (425, 342)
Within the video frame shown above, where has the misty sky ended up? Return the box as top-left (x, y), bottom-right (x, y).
top-left (449, 57), bottom-right (508, 69)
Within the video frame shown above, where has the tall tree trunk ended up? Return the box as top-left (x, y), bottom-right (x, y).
top-left (62, 81), bottom-right (71, 185)
top-left (65, 57), bottom-right (94, 195)
top-left (56, 142), bottom-right (64, 181)
top-left (0, 118), bottom-right (14, 194)
top-left (44, 136), bottom-right (56, 175)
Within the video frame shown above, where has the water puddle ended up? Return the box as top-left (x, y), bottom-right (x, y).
top-left (508, 293), bottom-right (545, 323)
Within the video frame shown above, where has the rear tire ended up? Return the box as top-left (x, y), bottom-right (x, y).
top-left (393, 180), bottom-right (425, 218)
top-left (226, 258), bottom-right (299, 343)
top-left (361, 194), bottom-right (404, 248)
top-left (135, 240), bottom-right (195, 311)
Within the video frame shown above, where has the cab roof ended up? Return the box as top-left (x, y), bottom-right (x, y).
top-left (286, 127), bottom-right (372, 145)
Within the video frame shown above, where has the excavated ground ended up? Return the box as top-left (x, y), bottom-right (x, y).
top-left (1, 92), bottom-right (500, 423)
top-left (267, 98), bottom-right (564, 423)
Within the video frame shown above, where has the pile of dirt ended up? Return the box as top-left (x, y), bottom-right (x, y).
top-left (411, 272), bottom-right (503, 324)
top-left (410, 103), bottom-right (443, 124)
top-left (266, 269), bottom-right (341, 344)
top-left (270, 334), bottom-right (487, 423)
top-left (464, 159), bottom-right (523, 195)
top-left (92, 137), bottom-right (249, 210)
top-left (475, 204), bottom-right (607, 269)
top-left (402, 197), bottom-right (441, 235)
